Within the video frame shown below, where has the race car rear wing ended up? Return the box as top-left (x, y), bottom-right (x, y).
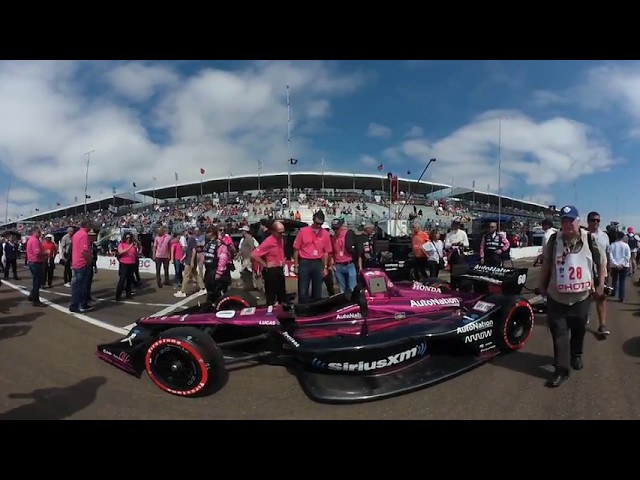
top-left (456, 264), bottom-right (529, 296)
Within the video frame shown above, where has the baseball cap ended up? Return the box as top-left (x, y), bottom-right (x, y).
top-left (559, 205), bottom-right (579, 220)
top-left (240, 225), bottom-right (250, 232)
top-left (331, 218), bottom-right (343, 228)
top-left (321, 222), bottom-right (330, 230)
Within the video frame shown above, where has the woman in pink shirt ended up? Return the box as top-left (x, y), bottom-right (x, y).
top-left (251, 221), bottom-right (287, 306)
top-left (116, 232), bottom-right (137, 300)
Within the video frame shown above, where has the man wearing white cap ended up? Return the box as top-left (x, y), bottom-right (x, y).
top-left (538, 205), bottom-right (606, 388)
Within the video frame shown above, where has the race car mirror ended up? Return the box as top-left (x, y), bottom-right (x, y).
top-left (357, 289), bottom-right (369, 318)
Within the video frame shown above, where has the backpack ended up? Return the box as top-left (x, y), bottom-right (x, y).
top-left (628, 233), bottom-right (638, 250)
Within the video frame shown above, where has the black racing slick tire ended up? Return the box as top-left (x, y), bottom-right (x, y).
top-left (485, 295), bottom-right (535, 352)
top-left (144, 326), bottom-right (226, 397)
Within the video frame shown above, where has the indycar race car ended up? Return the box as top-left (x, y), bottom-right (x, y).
top-left (96, 264), bottom-right (535, 404)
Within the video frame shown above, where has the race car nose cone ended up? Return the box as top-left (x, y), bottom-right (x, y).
top-left (171, 363), bottom-right (180, 372)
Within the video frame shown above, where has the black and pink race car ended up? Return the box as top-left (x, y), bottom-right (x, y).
top-left (96, 264), bottom-right (535, 403)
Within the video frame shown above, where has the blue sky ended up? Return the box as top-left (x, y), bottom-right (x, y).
top-left (0, 60), bottom-right (638, 228)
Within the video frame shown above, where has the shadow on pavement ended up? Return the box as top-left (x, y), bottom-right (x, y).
top-left (491, 351), bottom-right (554, 380)
top-left (0, 376), bottom-right (107, 420)
top-left (622, 336), bottom-right (640, 359)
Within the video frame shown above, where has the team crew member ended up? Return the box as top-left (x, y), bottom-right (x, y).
top-left (203, 226), bottom-right (232, 303)
top-left (331, 218), bottom-right (358, 294)
top-left (586, 211), bottom-right (611, 336)
top-left (609, 231), bottom-right (631, 302)
top-left (251, 221), bottom-right (287, 306)
top-left (292, 210), bottom-right (332, 303)
top-left (479, 222), bottom-right (510, 267)
top-left (410, 222), bottom-right (430, 280)
top-left (41, 234), bottom-right (58, 289)
top-left (116, 232), bottom-right (137, 300)
top-left (25, 226), bottom-right (45, 307)
top-left (321, 222), bottom-right (336, 296)
top-left (355, 222), bottom-right (376, 273)
top-left (538, 206), bottom-right (606, 388)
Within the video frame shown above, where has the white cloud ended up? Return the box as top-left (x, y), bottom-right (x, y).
top-left (0, 60), bottom-right (369, 221)
top-left (366, 122), bottom-right (392, 139)
top-left (360, 154), bottom-right (379, 168)
top-left (5, 187), bottom-right (40, 204)
top-left (404, 126), bottom-right (424, 138)
top-left (530, 90), bottom-right (569, 107)
top-left (107, 62), bottom-right (179, 102)
top-left (382, 109), bottom-right (617, 194)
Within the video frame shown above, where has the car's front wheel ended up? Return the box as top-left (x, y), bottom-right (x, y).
top-left (144, 326), bottom-right (226, 397)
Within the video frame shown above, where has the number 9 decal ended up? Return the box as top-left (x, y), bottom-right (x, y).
top-left (517, 274), bottom-right (527, 285)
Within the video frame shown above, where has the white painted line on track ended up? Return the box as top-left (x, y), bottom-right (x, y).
top-left (2, 280), bottom-right (129, 336)
top-left (42, 289), bottom-right (173, 308)
top-left (121, 289), bottom-right (206, 331)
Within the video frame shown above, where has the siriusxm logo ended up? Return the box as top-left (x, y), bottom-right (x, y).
top-left (311, 342), bottom-right (427, 372)
top-left (457, 319), bottom-right (493, 334)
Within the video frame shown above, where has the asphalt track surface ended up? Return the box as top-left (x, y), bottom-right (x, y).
top-left (2, 260), bottom-right (640, 420)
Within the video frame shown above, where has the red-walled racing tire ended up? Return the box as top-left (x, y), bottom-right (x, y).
top-left (144, 326), bottom-right (226, 397)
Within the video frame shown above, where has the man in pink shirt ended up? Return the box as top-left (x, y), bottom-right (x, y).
top-left (25, 226), bottom-right (46, 306)
top-left (69, 219), bottom-right (95, 313)
top-left (292, 210), bottom-right (333, 303)
top-left (251, 221), bottom-right (287, 306)
top-left (153, 226), bottom-right (172, 288)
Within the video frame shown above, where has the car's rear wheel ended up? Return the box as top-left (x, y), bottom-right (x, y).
top-left (144, 326), bottom-right (226, 397)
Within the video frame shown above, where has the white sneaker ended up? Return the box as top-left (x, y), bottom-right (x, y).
top-left (64, 283), bottom-right (71, 287)
top-left (174, 291), bottom-right (187, 298)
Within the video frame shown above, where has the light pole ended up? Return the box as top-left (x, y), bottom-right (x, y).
top-left (4, 165), bottom-right (12, 224)
top-left (84, 149), bottom-right (95, 215)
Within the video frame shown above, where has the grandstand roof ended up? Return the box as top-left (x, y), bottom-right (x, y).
top-left (449, 187), bottom-right (550, 211)
top-left (136, 171), bottom-right (452, 200)
top-left (1, 192), bottom-right (141, 227)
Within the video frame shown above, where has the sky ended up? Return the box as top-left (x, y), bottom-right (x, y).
top-left (0, 59), bottom-right (638, 229)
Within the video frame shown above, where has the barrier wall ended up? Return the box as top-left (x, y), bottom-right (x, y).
top-left (94, 256), bottom-right (300, 279)
top-left (508, 246), bottom-right (541, 260)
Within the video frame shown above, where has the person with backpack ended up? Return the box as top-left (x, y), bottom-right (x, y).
top-left (625, 227), bottom-right (639, 277)
top-left (537, 205), bottom-right (607, 388)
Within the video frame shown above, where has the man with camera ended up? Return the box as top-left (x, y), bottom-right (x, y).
top-left (537, 206), bottom-right (607, 388)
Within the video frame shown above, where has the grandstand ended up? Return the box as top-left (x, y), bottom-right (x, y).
top-left (0, 171), bottom-right (556, 233)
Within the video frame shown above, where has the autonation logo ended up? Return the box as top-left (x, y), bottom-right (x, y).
top-left (311, 342), bottom-right (427, 372)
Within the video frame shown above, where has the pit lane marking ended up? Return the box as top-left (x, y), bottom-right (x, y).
top-left (40, 289), bottom-right (174, 308)
top-left (121, 289), bottom-right (207, 332)
top-left (2, 280), bottom-right (129, 336)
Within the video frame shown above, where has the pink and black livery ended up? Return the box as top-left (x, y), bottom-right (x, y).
top-left (96, 264), bottom-right (535, 403)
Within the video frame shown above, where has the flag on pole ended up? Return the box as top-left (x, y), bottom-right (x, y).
top-left (85, 194), bottom-right (91, 199)
top-left (153, 176), bottom-right (157, 182)
top-left (112, 186), bottom-right (116, 195)
top-left (200, 168), bottom-right (205, 175)
top-left (377, 164), bottom-right (384, 171)
top-left (74, 196), bottom-right (78, 203)
top-left (472, 180), bottom-right (476, 189)
top-left (56, 202), bottom-right (60, 206)
top-left (133, 182), bottom-right (137, 188)
top-left (258, 159), bottom-right (262, 170)
top-left (407, 169), bottom-right (411, 175)
top-left (289, 158), bottom-right (298, 165)
top-left (174, 172), bottom-right (178, 181)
